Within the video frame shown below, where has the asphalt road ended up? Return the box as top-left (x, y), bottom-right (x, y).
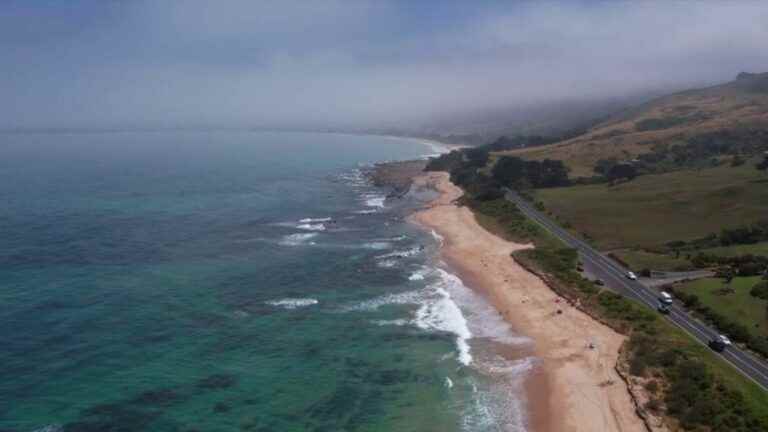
top-left (505, 190), bottom-right (768, 392)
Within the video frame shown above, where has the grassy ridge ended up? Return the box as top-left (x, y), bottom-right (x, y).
top-left (500, 73), bottom-right (768, 177)
top-left (461, 196), bottom-right (768, 431)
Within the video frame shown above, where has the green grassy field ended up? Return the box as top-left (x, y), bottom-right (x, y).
top-left (700, 241), bottom-right (768, 257)
top-left (611, 249), bottom-right (694, 271)
top-left (534, 163), bottom-right (768, 250)
top-left (679, 276), bottom-right (767, 338)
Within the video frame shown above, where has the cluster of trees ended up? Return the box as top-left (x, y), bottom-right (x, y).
top-left (593, 158), bottom-right (639, 183)
top-left (639, 128), bottom-right (768, 171)
top-left (691, 253), bottom-right (768, 276)
top-left (719, 220), bottom-right (768, 246)
top-left (665, 220), bottom-right (768, 255)
top-left (425, 144), bottom-right (571, 203)
top-left (483, 128), bottom-right (588, 152)
top-left (757, 154), bottom-right (768, 172)
top-left (492, 156), bottom-right (570, 188)
top-left (588, 127), bottom-right (768, 184)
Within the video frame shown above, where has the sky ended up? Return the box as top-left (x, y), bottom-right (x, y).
top-left (2, 0), bottom-right (768, 130)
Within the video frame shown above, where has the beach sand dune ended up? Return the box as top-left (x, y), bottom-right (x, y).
top-left (411, 172), bottom-right (648, 432)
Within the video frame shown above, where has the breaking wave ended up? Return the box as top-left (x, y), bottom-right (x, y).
top-left (299, 217), bottom-right (332, 223)
top-left (343, 268), bottom-right (474, 366)
top-left (363, 193), bottom-right (386, 208)
top-left (376, 246), bottom-right (423, 260)
top-left (279, 233), bottom-right (318, 246)
top-left (296, 223), bottom-right (326, 231)
top-left (265, 298), bottom-right (319, 309)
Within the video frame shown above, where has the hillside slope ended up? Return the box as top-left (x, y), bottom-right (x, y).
top-left (503, 72), bottom-right (768, 177)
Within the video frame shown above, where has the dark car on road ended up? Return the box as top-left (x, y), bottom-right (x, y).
top-left (708, 335), bottom-right (732, 352)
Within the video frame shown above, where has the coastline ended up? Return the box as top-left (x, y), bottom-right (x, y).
top-left (409, 172), bottom-right (646, 432)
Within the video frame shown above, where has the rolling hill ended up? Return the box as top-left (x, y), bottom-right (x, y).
top-left (502, 72), bottom-right (768, 177)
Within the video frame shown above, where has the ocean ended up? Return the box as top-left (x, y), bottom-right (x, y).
top-left (0, 131), bottom-right (532, 432)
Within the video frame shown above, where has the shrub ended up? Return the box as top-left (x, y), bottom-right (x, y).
top-left (751, 281), bottom-right (768, 300)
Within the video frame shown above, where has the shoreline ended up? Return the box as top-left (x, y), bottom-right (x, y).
top-left (409, 172), bottom-right (646, 432)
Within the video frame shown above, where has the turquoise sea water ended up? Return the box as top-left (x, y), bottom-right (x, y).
top-left (0, 131), bottom-right (532, 432)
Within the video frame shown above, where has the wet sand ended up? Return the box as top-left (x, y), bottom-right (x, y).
top-left (410, 172), bottom-right (647, 432)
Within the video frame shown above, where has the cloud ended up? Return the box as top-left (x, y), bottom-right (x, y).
top-left (2, 0), bottom-right (768, 130)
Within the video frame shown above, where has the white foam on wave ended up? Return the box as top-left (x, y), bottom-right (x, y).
top-left (354, 209), bottom-right (378, 215)
top-left (377, 259), bottom-right (398, 268)
top-left (299, 217), bottom-right (331, 223)
top-left (460, 356), bottom-right (535, 432)
top-left (344, 289), bottom-right (425, 312)
top-left (32, 426), bottom-right (63, 432)
top-left (296, 223), bottom-right (326, 231)
top-left (363, 193), bottom-right (386, 208)
top-left (337, 169), bottom-right (369, 188)
top-left (279, 233), bottom-right (318, 246)
top-left (371, 318), bottom-right (410, 326)
top-left (343, 268), bottom-right (474, 366)
top-left (414, 270), bottom-right (473, 366)
top-left (265, 298), bottom-right (319, 309)
top-left (408, 268), bottom-right (428, 281)
top-left (361, 241), bottom-right (391, 250)
top-left (430, 229), bottom-right (444, 246)
top-left (376, 246), bottom-right (423, 260)
top-left (374, 235), bottom-right (408, 242)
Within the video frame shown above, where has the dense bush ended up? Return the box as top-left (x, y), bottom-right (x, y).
top-left (752, 281), bottom-right (768, 300)
top-left (633, 127), bottom-right (768, 174)
top-left (720, 221), bottom-right (768, 246)
top-left (492, 156), bottom-right (570, 189)
top-left (635, 116), bottom-right (690, 131)
top-left (690, 252), bottom-right (768, 275)
top-left (424, 150), bottom-right (464, 172)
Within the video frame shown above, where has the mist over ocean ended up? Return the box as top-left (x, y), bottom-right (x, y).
top-left (0, 131), bottom-right (531, 432)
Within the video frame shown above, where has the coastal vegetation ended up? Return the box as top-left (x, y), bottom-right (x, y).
top-left (425, 143), bottom-right (768, 431)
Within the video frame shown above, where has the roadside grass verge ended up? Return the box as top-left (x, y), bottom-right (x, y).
top-left (533, 163), bottom-right (768, 250)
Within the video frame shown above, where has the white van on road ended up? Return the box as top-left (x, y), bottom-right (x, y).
top-left (659, 291), bottom-right (673, 305)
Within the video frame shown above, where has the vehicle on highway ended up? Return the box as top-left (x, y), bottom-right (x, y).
top-left (657, 302), bottom-right (670, 314)
top-left (626, 271), bottom-right (637, 280)
top-left (659, 291), bottom-right (673, 305)
top-left (708, 335), bottom-right (732, 352)
top-left (594, 278), bottom-right (605, 286)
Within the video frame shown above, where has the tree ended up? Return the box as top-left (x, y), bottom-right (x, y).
top-left (539, 159), bottom-right (570, 187)
top-left (757, 155), bottom-right (768, 172)
top-left (492, 156), bottom-right (527, 187)
top-left (594, 158), bottom-right (618, 175)
top-left (463, 147), bottom-right (489, 168)
top-left (606, 163), bottom-right (638, 183)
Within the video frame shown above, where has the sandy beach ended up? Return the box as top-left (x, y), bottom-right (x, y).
top-left (411, 172), bottom-right (647, 432)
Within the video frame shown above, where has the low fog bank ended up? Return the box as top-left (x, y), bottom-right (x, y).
top-left (2, 1), bottom-right (767, 134)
